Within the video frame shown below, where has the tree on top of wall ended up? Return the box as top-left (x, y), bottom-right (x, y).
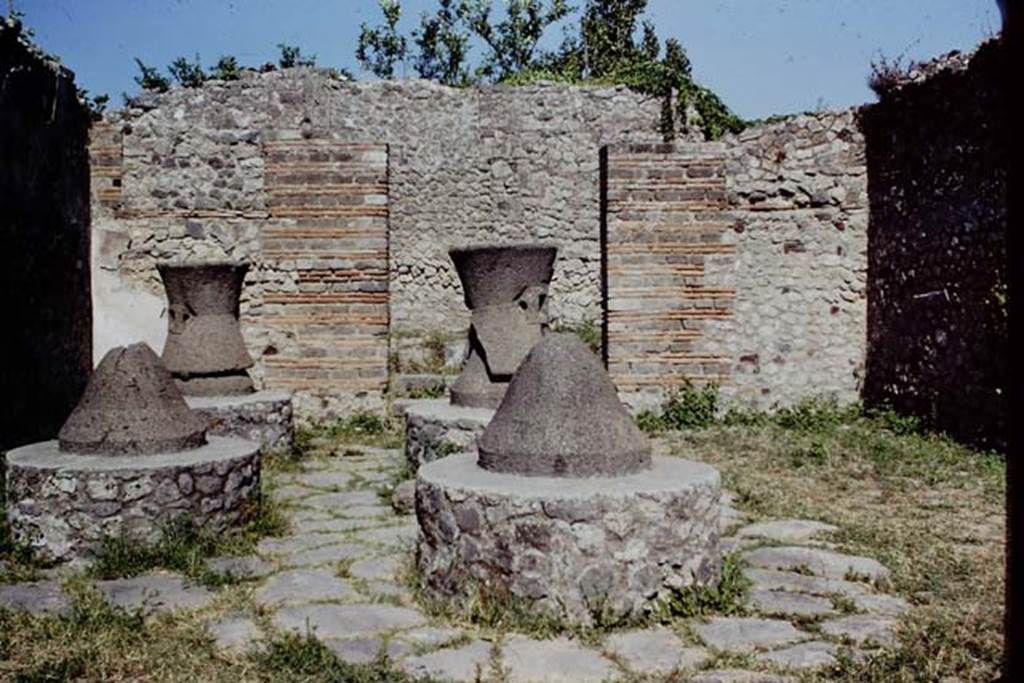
top-left (413, 0), bottom-right (473, 86)
top-left (355, 0), bottom-right (744, 140)
top-left (357, 0), bottom-right (408, 79)
top-left (460, 0), bottom-right (573, 82)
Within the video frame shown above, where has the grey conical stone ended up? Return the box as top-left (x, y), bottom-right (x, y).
top-left (58, 343), bottom-right (208, 455)
top-left (477, 333), bottom-right (651, 477)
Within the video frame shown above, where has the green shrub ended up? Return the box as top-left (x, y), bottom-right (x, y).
top-left (211, 55), bottom-right (241, 81)
top-left (167, 54), bottom-right (205, 87)
top-left (132, 57), bottom-right (170, 92)
top-left (653, 553), bottom-right (749, 619)
top-left (638, 381), bottom-right (720, 434)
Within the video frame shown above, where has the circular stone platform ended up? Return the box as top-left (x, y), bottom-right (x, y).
top-left (404, 399), bottom-right (494, 471)
top-left (186, 390), bottom-right (294, 452)
top-left (4, 436), bottom-right (261, 562)
top-left (416, 453), bottom-right (722, 625)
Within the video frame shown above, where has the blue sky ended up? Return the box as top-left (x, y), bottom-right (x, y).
top-left (20, 0), bottom-right (1000, 119)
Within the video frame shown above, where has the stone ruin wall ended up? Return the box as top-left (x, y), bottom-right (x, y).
top-left (89, 70), bottom-right (873, 417)
top-left (90, 73), bottom-right (663, 413)
top-left (861, 39), bottom-right (1007, 449)
top-left (1, 21), bottom-right (92, 449)
top-left (604, 110), bottom-right (868, 411)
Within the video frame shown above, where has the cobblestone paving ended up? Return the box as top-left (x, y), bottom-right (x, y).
top-left (1, 445), bottom-right (911, 681)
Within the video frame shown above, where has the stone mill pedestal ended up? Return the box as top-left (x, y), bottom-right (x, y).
top-left (403, 244), bottom-right (556, 471)
top-left (415, 334), bottom-right (723, 625)
top-left (158, 261), bottom-right (294, 451)
top-left (4, 344), bottom-right (261, 562)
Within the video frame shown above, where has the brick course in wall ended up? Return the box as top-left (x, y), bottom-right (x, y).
top-left (602, 143), bottom-right (736, 401)
top-left (260, 136), bottom-right (389, 406)
top-left (602, 112), bottom-right (868, 411)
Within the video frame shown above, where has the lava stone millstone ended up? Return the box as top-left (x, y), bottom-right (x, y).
top-left (448, 244), bottom-right (557, 311)
top-left (58, 343), bottom-right (208, 455)
top-left (158, 261), bottom-right (255, 396)
top-left (476, 333), bottom-right (652, 477)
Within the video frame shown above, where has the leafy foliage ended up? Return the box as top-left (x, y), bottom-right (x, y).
top-left (88, 503), bottom-right (287, 587)
top-left (412, 0), bottom-right (472, 86)
top-left (211, 55), bottom-right (241, 81)
top-left (358, 0), bottom-right (743, 139)
top-left (357, 0), bottom-right (408, 79)
top-left (77, 88), bottom-right (109, 120)
top-left (551, 318), bottom-right (602, 355)
top-left (460, 0), bottom-right (573, 82)
top-left (637, 380), bottom-right (720, 433)
top-left (168, 54), bottom-right (206, 88)
top-left (653, 553), bottom-right (749, 619)
top-left (132, 57), bottom-right (170, 92)
top-left (277, 42), bottom-right (316, 68)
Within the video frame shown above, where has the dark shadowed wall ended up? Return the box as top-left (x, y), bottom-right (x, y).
top-left (0, 21), bottom-right (92, 449)
top-left (862, 38), bottom-right (1008, 449)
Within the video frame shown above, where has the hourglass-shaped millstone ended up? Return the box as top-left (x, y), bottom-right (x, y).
top-left (158, 262), bottom-right (255, 396)
top-left (448, 244), bottom-right (557, 409)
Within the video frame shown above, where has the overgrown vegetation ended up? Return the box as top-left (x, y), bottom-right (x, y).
top-left (277, 42), bottom-right (316, 68)
top-left (0, 581), bottom-right (432, 681)
top-left (357, 0), bottom-right (744, 139)
top-left (250, 630), bottom-right (433, 682)
top-left (652, 553), bottom-right (750, 620)
top-left (636, 380), bottom-right (720, 433)
top-left (167, 53), bottom-right (206, 88)
top-left (661, 396), bottom-right (1005, 681)
top-left (297, 411), bottom-right (405, 451)
top-left (87, 503), bottom-right (288, 588)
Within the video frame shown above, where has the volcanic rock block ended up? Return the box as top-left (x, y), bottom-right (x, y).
top-left (477, 333), bottom-right (652, 477)
top-left (159, 261), bottom-right (255, 396)
top-left (448, 244), bottom-right (556, 408)
top-left (58, 343), bottom-right (207, 455)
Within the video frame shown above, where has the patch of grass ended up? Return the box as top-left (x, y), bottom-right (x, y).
top-left (663, 402), bottom-right (1006, 681)
top-left (401, 554), bottom-right (572, 640)
top-left (251, 630), bottom-right (434, 682)
top-left (87, 498), bottom-right (288, 588)
top-left (304, 411), bottom-right (405, 450)
top-left (0, 579), bottom-right (229, 681)
top-left (653, 553), bottom-right (750, 620)
top-left (831, 594), bottom-right (859, 614)
top-left (403, 383), bottom-right (446, 400)
top-left (0, 584), bottom-right (434, 682)
top-left (391, 329), bottom-right (460, 375)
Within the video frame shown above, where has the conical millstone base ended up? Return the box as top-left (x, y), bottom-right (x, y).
top-left (58, 343), bottom-right (208, 455)
top-left (477, 333), bottom-right (651, 477)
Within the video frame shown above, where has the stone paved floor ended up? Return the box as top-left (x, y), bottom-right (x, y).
top-left (0, 445), bottom-right (912, 681)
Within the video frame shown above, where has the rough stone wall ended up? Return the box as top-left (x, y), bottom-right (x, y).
top-left (90, 74), bottom-right (662, 414)
top-left (0, 21), bottom-right (92, 449)
top-left (709, 110), bottom-right (868, 410)
top-left (603, 111), bottom-right (867, 411)
top-left (861, 39), bottom-right (1007, 449)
